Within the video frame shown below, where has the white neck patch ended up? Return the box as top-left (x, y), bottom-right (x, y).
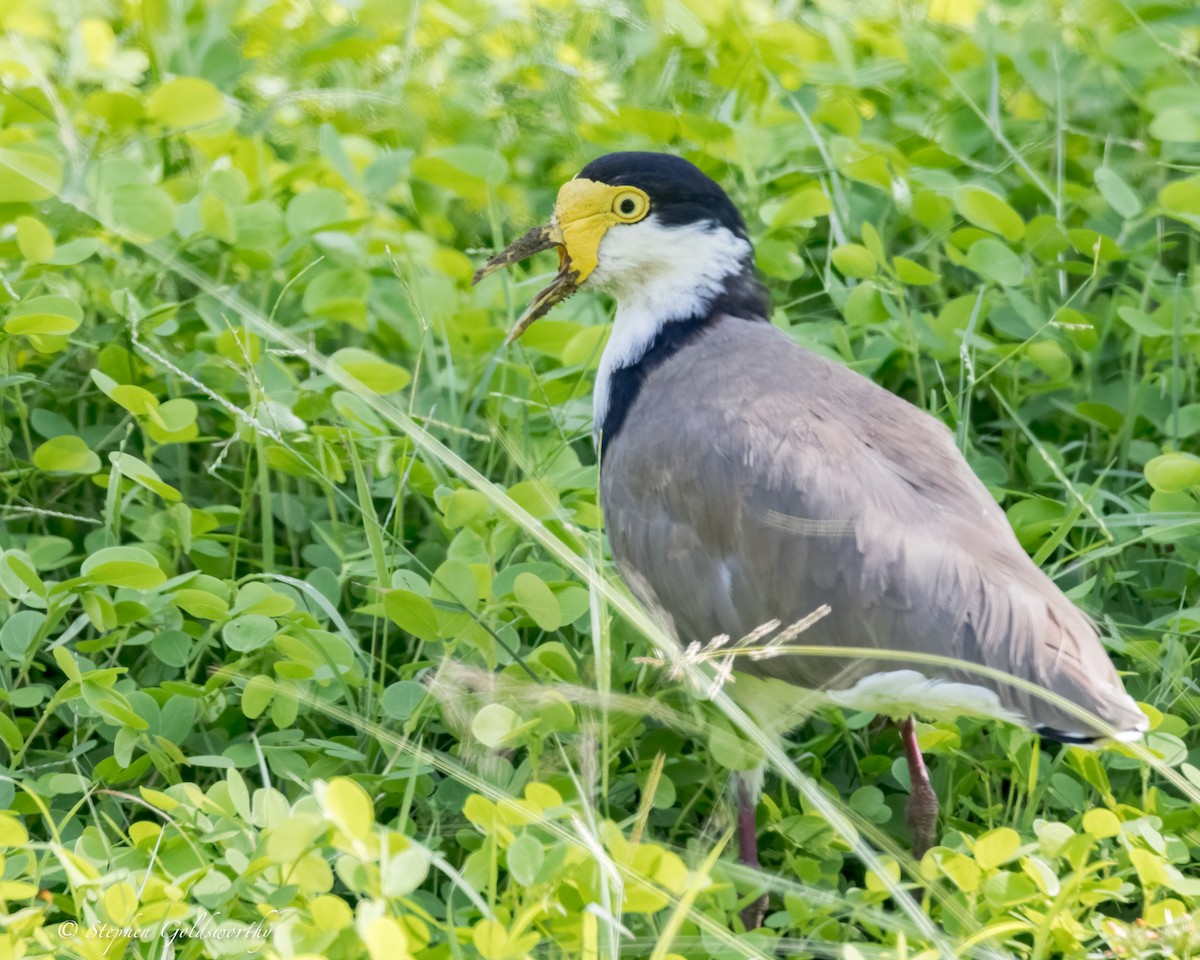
top-left (589, 216), bottom-right (751, 430)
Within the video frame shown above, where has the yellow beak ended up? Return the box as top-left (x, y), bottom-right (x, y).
top-left (472, 178), bottom-right (650, 343)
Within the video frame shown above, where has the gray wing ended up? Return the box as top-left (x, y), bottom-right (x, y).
top-left (601, 317), bottom-right (1144, 740)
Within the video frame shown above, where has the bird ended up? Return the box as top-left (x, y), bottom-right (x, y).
top-left (472, 151), bottom-right (1148, 926)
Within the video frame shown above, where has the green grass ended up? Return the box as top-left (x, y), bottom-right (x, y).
top-left (1, 1), bottom-right (1200, 958)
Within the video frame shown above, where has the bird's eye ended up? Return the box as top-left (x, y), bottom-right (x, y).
top-left (612, 189), bottom-right (649, 222)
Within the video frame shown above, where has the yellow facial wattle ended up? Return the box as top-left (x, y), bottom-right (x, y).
top-left (471, 176), bottom-right (650, 342)
top-left (552, 178), bottom-right (650, 284)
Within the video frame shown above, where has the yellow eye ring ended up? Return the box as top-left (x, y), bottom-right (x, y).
top-left (612, 189), bottom-right (649, 222)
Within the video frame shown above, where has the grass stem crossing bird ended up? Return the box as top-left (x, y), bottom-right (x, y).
top-left (473, 152), bottom-right (1148, 925)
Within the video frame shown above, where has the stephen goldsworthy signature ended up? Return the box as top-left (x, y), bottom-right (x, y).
top-left (57, 910), bottom-right (278, 955)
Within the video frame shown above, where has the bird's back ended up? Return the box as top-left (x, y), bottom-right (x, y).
top-left (601, 315), bottom-right (1146, 742)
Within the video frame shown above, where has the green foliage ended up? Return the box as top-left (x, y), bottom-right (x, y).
top-left (1, 0), bottom-right (1199, 958)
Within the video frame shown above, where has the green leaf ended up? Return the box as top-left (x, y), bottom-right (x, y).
top-left (965, 239), bottom-right (1024, 286)
top-left (364, 917), bottom-right (411, 959)
top-left (430, 558), bottom-right (479, 611)
top-left (1094, 168), bottom-right (1142, 218)
top-left (10, 685), bottom-right (47, 709)
top-left (319, 123), bottom-right (360, 188)
top-left (109, 384), bottom-right (159, 416)
top-left (146, 77), bottom-right (226, 130)
top-left (913, 188), bottom-right (953, 228)
top-left (463, 794), bottom-right (503, 834)
top-left (48, 239), bottom-right (100, 266)
top-left (330, 347), bottom-right (412, 394)
top-left (1145, 453), bottom-right (1200, 493)
top-left (200, 193), bottom-right (237, 244)
top-left (16, 216), bottom-right (55, 263)
top-left (0, 550), bottom-right (45, 600)
top-left (1149, 106), bottom-right (1200, 143)
top-left (507, 834), bottom-right (544, 886)
top-left (382, 589), bottom-right (440, 642)
top-left (88, 689), bottom-right (150, 729)
top-left (157, 397), bottom-right (199, 431)
top-left (893, 256), bottom-right (940, 285)
top-left (0, 610), bottom-right (45, 659)
top-left (320, 776), bottom-right (374, 841)
top-left (1025, 340), bottom-right (1071, 380)
top-left (472, 919), bottom-right (509, 960)
top-left (207, 168), bottom-right (249, 204)
top-left (939, 852), bottom-right (981, 892)
top-left (756, 237), bottom-right (807, 281)
top-left (1067, 228), bottom-right (1121, 261)
top-left (109, 452), bottom-right (182, 502)
top-left (381, 846), bottom-right (430, 897)
top-left (222, 614), bottom-right (277, 652)
top-left (760, 185), bottom-right (831, 229)
top-left (47, 773), bottom-right (89, 795)
top-left (5, 296), bottom-right (83, 336)
top-left (1036, 822), bottom-right (1076, 859)
top-left (380, 680), bottom-right (426, 721)
top-left (301, 268), bottom-right (370, 326)
top-left (0, 713), bottom-right (21, 753)
top-left (973, 827), bottom-right (1021, 870)
top-left (0, 145), bottom-right (63, 202)
top-left (706, 717), bottom-right (764, 771)
top-left (172, 588), bottom-right (230, 620)
top-left (848, 785), bottom-right (890, 823)
top-left (981, 870), bottom-right (1037, 909)
top-left (412, 146), bottom-right (507, 201)
top-left (1025, 215), bottom-right (1070, 259)
top-left (860, 222), bottom-right (887, 266)
top-left (241, 675), bottom-right (275, 719)
top-left (109, 184), bottom-right (177, 242)
top-left (81, 546), bottom-right (166, 589)
top-left (842, 282), bottom-right (887, 327)
top-left (231, 582), bottom-right (294, 617)
top-left (513, 571), bottom-right (561, 631)
top-left (831, 244), bottom-right (877, 279)
top-left (264, 813), bottom-right (325, 863)
top-left (506, 481), bottom-right (560, 520)
top-left (53, 646), bottom-right (82, 683)
top-left (287, 189), bottom-right (349, 236)
top-left (0, 813), bottom-right (29, 846)
top-left (472, 703), bottom-right (522, 748)
top-left (443, 488), bottom-right (489, 528)
top-left (1081, 808), bottom-right (1121, 839)
top-left (1159, 176), bottom-right (1200, 226)
top-left (1166, 404), bottom-right (1200, 439)
top-left (1128, 847), bottom-right (1169, 887)
top-left (1117, 305), bottom-right (1171, 337)
top-left (954, 185), bottom-right (1025, 241)
top-left (33, 435), bottom-right (101, 474)
top-left (151, 630), bottom-right (191, 668)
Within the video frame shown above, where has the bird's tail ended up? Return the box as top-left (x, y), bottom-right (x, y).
top-left (997, 581), bottom-right (1148, 745)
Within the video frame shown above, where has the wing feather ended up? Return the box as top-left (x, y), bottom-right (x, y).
top-left (601, 316), bottom-right (1145, 739)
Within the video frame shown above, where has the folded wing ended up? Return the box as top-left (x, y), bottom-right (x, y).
top-left (601, 317), bottom-right (1145, 741)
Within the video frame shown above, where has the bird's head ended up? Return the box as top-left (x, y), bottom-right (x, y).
top-left (473, 152), bottom-right (762, 342)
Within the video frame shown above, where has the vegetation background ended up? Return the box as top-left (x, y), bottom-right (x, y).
top-left (2, 0), bottom-right (1199, 957)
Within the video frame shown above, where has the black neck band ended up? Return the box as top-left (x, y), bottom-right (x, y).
top-left (597, 260), bottom-right (769, 454)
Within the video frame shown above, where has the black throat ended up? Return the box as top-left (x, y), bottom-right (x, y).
top-left (597, 260), bottom-right (770, 456)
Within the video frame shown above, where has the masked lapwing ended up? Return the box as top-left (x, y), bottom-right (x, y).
top-left (473, 151), bottom-right (1147, 922)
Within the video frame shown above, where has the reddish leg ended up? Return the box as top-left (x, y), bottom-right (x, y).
top-left (736, 776), bottom-right (768, 930)
top-left (900, 716), bottom-right (938, 858)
